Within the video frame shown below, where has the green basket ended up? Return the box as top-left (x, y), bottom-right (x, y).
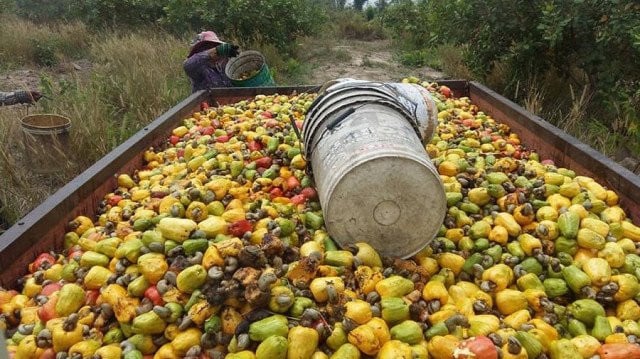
top-left (225, 50), bottom-right (275, 87)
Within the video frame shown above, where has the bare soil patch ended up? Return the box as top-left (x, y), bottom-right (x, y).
top-left (307, 39), bottom-right (445, 84)
top-left (0, 59), bottom-right (92, 91)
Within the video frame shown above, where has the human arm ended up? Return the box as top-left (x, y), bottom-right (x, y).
top-left (184, 44), bottom-right (239, 90)
top-left (214, 43), bottom-right (239, 58)
top-left (184, 43), bottom-right (240, 76)
top-left (0, 91), bottom-right (41, 106)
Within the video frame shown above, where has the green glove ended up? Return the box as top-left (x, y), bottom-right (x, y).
top-left (216, 43), bottom-right (240, 57)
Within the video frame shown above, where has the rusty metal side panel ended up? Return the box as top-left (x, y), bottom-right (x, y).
top-left (469, 81), bottom-right (640, 222)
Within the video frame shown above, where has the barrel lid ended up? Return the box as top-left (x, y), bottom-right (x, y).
top-left (20, 114), bottom-right (71, 130)
top-left (302, 84), bottom-right (420, 163)
top-left (323, 156), bottom-right (446, 258)
top-left (303, 82), bottom-right (399, 139)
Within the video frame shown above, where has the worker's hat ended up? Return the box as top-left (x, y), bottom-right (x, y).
top-left (188, 31), bottom-right (224, 58)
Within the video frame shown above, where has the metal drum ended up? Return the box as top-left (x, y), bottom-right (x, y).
top-left (20, 114), bottom-right (72, 174)
top-left (302, 80), bottom-right (446, 258)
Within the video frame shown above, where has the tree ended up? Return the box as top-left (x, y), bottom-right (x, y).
top-left (424, 0), bottom-right (640, 95)
top-left (15, 0), bottom-right (80, 22)
top-left (380, 0), bottom-right (431, 49)
top-left (375, 0), bottom-right (387, 11)
top-left (402, 0), bottom-right (640, 145)
top-left (162, 0), bottom-right (326, 52)
top-left (354, 0), bottom-right (367, 11)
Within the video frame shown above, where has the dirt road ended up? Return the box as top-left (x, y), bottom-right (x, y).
top-left (307, 39), bottom-right (445, 85)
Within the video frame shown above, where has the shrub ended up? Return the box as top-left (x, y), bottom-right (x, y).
top-left (160, 0), bottom-right (220, 34)
top-left (423, 1), bottom-right (640, 94)
top-left (396, 49), bottom-right (432, 68)
top-left (0, 0), bottom-right (14, 14)
top-left (77, 0), bottom-right (165, 28)
top-left (0, 30), bottom-right (190, 227)
top-left (13, 0), bottom-right (328, 55)
top-left (435, 45), bottom-right (473, 80)
top-left (0, 14), bottom-right (90, 66)
top-left (31, 39), bottom-right (58, 67)
top-left (380, 0), bottom-right (432, 50)
top-left (335, 10), bottom-right (386, 41)
top-left (162, 0), bottom-right (327, 52)
top-left (15, 0), bottom-right (79, 22)
top-left (381, 0), bottom-right (640, 156)
top-left (364, 6), bottom-right (376, 21)
top-left (15, 0), bottom-right (164, 27)
top-left (245, 40), bottom-right (313, 85)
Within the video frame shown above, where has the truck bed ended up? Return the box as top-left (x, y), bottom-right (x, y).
top-left (1, 81), bottom-right (638, 288)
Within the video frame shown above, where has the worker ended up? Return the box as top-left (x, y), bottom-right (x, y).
top-left (0, 90), bottom-right (41, 106)
top-left (184, 31), bottom-right (240, 93)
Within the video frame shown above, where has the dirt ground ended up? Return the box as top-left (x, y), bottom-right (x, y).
top-left (0, 60), bottom-right (92, 91)
top-left (307, 39), bottom-right (445, 84)
top-left (0, 69), bottom-right (40, 90)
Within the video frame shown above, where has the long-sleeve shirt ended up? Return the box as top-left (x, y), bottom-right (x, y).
top-left (0, 91), bottom-right (32, 106)
top-left (183, 51), bottom-right (232, 93)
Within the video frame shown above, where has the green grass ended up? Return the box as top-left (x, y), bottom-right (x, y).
top-left (0, 14), bottom-right (90, 67)
top-left (333, 48), bottom-right (352, 62)
top-left (0, 29), bottom-right (190, 229)
top-left (435, 45), bottom-right (473, 80)
top-left (394, 46), bottom-right (445, 69)
top-left (512, 73), bottom-right (622, 157)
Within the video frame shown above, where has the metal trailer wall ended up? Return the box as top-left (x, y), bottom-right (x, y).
top-left (468, 82), bottom-right (640, 223)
